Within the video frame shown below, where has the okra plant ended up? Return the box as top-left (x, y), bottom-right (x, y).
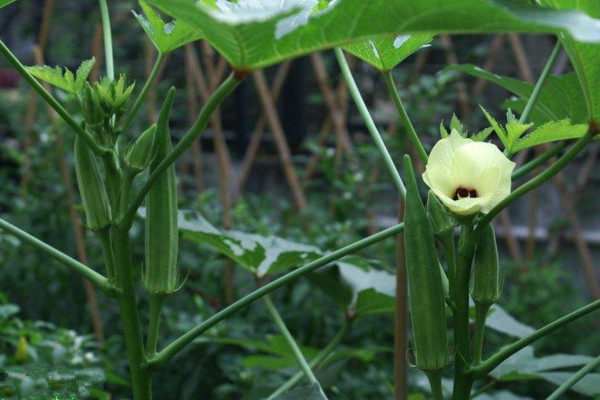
top-left (1, 0), bottom-right (600, 399)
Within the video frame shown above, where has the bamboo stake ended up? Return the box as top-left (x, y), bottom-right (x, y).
top-left (507, 34), bottom-right (534, 84)
top-left (472, 35), bottom-right (506, 96)
top-left (235, 61), bottom-right (292, 201)
top-left (184, 45), bottom-right (203, 193)
top-left (33, 47), bottom-right (105, 344)
top-left (253, 69), bottom-right (308, 208)
top-left (90, 23), bottom-right (103, 82)
top-left (439, 35), bottom-right (470, 116)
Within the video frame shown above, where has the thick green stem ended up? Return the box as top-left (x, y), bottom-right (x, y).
top-left (98, 0), bottom-right (114, 80)
top-left (471, 297), bottom-right (600, 379)
top-left (382, 70), bottom-right (428, 164)
top-left (0, 217), bottom-right (112, 296)
top-left (512, 142), bottom-right (565, 181)
top-left (426, 369), bottom-right (445, 400)
top-left (263, 295), bottom-right (321, 388)
top-left (0, 39), bottom-right (109, 156)
top-left (147, 294), bottom-right (167, 356)
top-left (453, 225), bottom-right (475, 400)
top-left (518, 41), bottom-right (562, 126)
top-left (546, 355), bottom-right (600, 400)
top-left (113, 227), bottom-right (152, 399)
top-left (268, 322), bottom-right (350, 399)
top-left (145, 223), bottom-right (405, 370)
top-left (121, 53), bottom-right (165, 133)
top-left (121, 73), bottom-right (242, 229)
top-left (472, 303), bottom-right (491, 365)
top-left (334, 47), bottom-right (406, 200)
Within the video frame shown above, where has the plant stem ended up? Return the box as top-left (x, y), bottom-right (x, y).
top-left (440, 233), bottom-right (457, 301)
top-left (144, 223), bottom-right (405, 370)
top-left (425, 369), bottom-right (445, 400)
top-left (0, 39), bottom-right (109, 156)
top-left (453, 224), bottom-right (475, 400)
top-left (268, 322), bottom-right (350, 399)
top-left (334, 47), bottom-right (406, 200)
top-left (382, 70), bottom-right (428, 164)
top-left (263, 295), bottom-right (320, 386)
top-left (121, 73), bottom-right (242, 229)
top-left (98, 0), bottom-right (114, 80)
top-left (471, 297), bottom-right (600, 379)
top-left (147, 294), bottom-right (167, 356)
top-left (113, 227), bottom-right (152, 400)
top-left (474, 130), bottom-right (593, 239)
top-left (511, 142), bottom-right (566, 181)
top-left (97, 227), bottom-right (116, 283)
top-left (0, 217), bottom-right (112, 296)
top-left (472, 303), bottom-right (490, 365)
top-left (546, 354), bottom-right (600, 400)
top-left (121, 53), bottom-right (165, 133)
top-left (518, 41), bottom-right (562, 125)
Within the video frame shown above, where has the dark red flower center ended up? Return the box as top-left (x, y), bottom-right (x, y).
top-left (454, 187), bottom-right (478, 200)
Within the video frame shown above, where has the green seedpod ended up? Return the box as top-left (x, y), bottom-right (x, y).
top-left (427, 191), bottom-right (456, 238)
top-left (404, 155), bottom-right (450, 371)
top-left (125, 124), bottom-right (157, 174)
top-left (143, 88), bottom-right (179, 295)
top-left (74, 136), bottom-right (112, 230)
top-left (81, 84), bottom-right (105, 129)
top-left (470, 224), bottom-right (503, 305)
top-left (439, 263), bottom-right (449, 300)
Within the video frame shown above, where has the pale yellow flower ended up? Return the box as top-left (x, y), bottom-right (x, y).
top-left (423, 130), bottom-right (516, 216)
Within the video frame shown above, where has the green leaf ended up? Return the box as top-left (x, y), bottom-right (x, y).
top-left (271, 383), bottom-right (327, 400)
top-left (26, 58), bottom-right (96, 94)
top-left (133, 0), bottom-right (203, 54)
top-left (343, 34), bottom-right (434, 71)
top-left (491, 347), bottom-right (600, 396)
top-left (0, 0), bottom-right (18, 9)
top-left (483, 304), bottom-right (535, 339)
top-left (512, 119), bottom-right (588, 152)
top-left (541, 0), bottom-right (600, 120)
top-left (480, 105), bottom-right (509, 147)
top-left (148, 0), bottom-right (600, 70)
top-left (177, 210), bottom-right (321, 276)
top-left (447, 65), bottom-right (588, 124)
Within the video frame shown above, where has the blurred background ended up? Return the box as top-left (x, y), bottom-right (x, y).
top-left (1, 1), bottom-right (599, 399)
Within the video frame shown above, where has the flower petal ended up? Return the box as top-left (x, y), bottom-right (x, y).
top-left (423, 130), bottom-right (471, 197)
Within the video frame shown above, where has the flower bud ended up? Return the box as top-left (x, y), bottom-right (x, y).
top-left (404, 155), bottom-right (450, 371)
top-left (15, 336), bottom-right (28, 363)
top-left (470, 224), bottom-right (503, 306)
top-left (427, 190), bottom-right (456, 238)
top-left (125, 125), bottom-right (156, 174)
top-left (81, 84), bottom-right (105, 130)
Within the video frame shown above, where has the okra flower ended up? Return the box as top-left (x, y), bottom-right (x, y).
top-left (423, 130), bottom-right (515, 216)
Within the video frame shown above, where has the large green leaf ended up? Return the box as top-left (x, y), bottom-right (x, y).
top-left (26, 58), bottom-right (96, 94)
top-left (513, 119), bottom-right (588, 152)
top-left (0, 0), bottom-right (18, 9)
top-left (491, 347), bottom-right (600, 396)
top-left (149, 0), bottom-right (600, 70)
top-left (542, 0), bottom-right (600, 120)
top-left (178, 210), bottom-right (321, 277)
top-left (482, 304), bottom-right (535, 338)
top-left (343, 34), bottom-right (434, 71)
top-left (447, 65), bottom-right (588, 124)
top-left (132, 0), bottom-right (203, 54)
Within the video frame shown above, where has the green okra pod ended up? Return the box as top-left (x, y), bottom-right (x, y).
top-left (404, 155), bottom-right (450, 371)
top-left (143, 88), bottom-right (179, 294)
top-left (125, 124), bottom-right (157, 174)
top-left (74, 135), bottom-right (112, 230)
top-left (470, 224), bottom-right (502, 306)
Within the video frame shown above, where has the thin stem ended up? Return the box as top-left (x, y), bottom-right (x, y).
top-left (334, 47), bottom-right (406, 200)
top-left (0, 217), bottom-right (112, 296)
top-left (121, 73), bottom-right (242, 229)
top-left (121, 53), bottom-right (165, 133)
top-left (382, 70), bottom-right (428, 164)
top-left (144, 223), bottom-right (405, 370)
top-left (518, 41), bottom-right (562, 125)
top-left (263, 295), bottom-right (320, 386)
top-left (147, 294), bottom-right (167, 356)
top-left (0, 39), bottom-right (108, 156)
top-left (440, 233), bottom-right (457, 301)
top-left (426, 369), bottom-right (444, 400)
top-left (97, 227), bottom-right (116, 283)
top-left (474, 131), bottom-right (593, 240)
top-left (472, 302), bottom-right (491, 365)
top-left (512, 142), bottom-right (566, 181)
top-left (546, 355), bottom-right (600, 400)
top-left (98, 0), bottom-right (114, 80)
top-left (471, 297), bottom-right (600, 379)
top-left (453, 224), bottom-right (475, 400)
top-left (268, 322), bottom-right (350, 399)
